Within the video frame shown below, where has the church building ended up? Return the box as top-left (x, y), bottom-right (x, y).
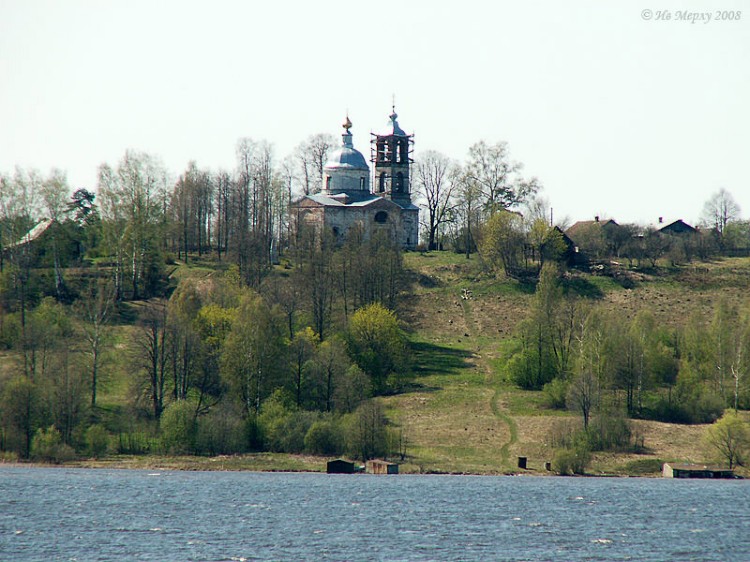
top-left (290, 109), bottom-right (419, 250)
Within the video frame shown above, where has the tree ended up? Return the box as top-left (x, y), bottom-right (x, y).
top-left (135, 303), bottom-right (169, 421)
top-left (293, 133), bottom-right (335, 196)
top-left (478, 210), bottom-right (524, 277)
top-left (305, 336), bottom-right (350, 412)
top-left (568, 308), bottom-right (612, 430)
top-left (221, 291), bottom-right (286, 415)
top-left (289, 327), bottom-right (319, 408)
top-left (701, 188), bottom-right (741, 252)
top-left (98, 151), bottom-right (168, 300)
top-left (464, 140), bottom-right (540, 216)
top-left (414, 150), bottom-right (458, 250)
top-left (704, 412), bottom-right (749, 469)
top-left (39, 168), bottom-right (71, 299)
top-left (347, 303), bottom-right (408, 395)
top-left (346, 401), bottom-right (390, 462)
top-left (0, 376), bottom-right (39, 458)
top-left (74, 279), bottom-right (115, 409)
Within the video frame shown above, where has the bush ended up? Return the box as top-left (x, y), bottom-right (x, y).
top-left (196, 403), bottom-right (248, 455)
top-left (30, 426), bottom-right (75, 464)
top-left (257, 390), bottom-right (318, 453)
top-left (85, 424), bottom-right (110, 458)
top-left (304, 418), bottom-right (343, 455)
top-left (542, 378), bottom-right (568, 409)
top-left (552, 441), bottom-right (591, 475)
top-left (116, 432), bottom-right (154, 454)
top-left (160, 401), bottom-right (197, 455)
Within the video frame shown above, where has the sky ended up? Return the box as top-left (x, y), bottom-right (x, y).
top-left (1, 0), bottom-right (748, 227)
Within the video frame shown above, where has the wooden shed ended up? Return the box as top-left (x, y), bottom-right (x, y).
top-left (662, 463), bottom-right (735, 479)
top-left (327, 459), bottom-right (356, 474)
top-left (365, 460), bottom-right (399, 475)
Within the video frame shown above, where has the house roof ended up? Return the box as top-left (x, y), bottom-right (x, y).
top-left (565, 218), bottom-right (620, 240)
top-left (3, 218), bottom-right (54, 250)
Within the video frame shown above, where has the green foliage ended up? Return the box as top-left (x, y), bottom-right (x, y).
top-left (478, 211), bottom-right (524, 276)
top-left (221, 290), bottom-right (287, 414)
top-left (304, 418), bottom-right (343, 455)
top-left (30, 425), bottom-right (75, 463)
top-left (541, 378), bottom-right (568, 409)
top-left (256, 390), bottom-right (321, 453)
top-left (704, 411), bottom-right (749, 469)
top-left (552, 441), bottom-right (591, 475)
top-left (0, 376), bottom-right (40, 458)
top-left (195, 402), bottom-right (248, 455)
top-left (159, 401), bottom-right (198, 454)
top-left (85, 424), bottom-right (110, 458)
top-left (347, 303), bottom-right (409, 395)
top-left (344, 401), bottom-right (391, 461)
top-left (116, 431), bottom-right (155, 454)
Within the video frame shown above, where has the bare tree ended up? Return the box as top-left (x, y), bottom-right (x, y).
top-left (414, 150), bottom-right (458, 250)
top-left (701, 188), bottom-right (741, 251)
top-left (75, 279), bottom-right (115, 409)
top-left (294, 133), bottom-right (335, 195)
top-left (464, 140), bottom-right (540, 216)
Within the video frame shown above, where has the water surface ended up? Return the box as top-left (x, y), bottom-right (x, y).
top-left (1, 467), bottom-right (747, 561)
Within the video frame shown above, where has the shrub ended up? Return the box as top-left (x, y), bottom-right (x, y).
top-left (258, 390), bottom-right (318, 453)
top-left (542, 378), bottom-right (568, 409)
top-left (117, 432), bottom-right (154, 454)
top-left (304, 418), bottom-right (343, 455)
top-left (160, 401), bottom-right (197, 455)
top-left (196, 403), bottom-right (247, 455)
top-left (85, 424), bottom-right (110, 458)
top-left (552, 441), bottom-right (591, 475)
top-left (30, 426), bottom-right (75, 464)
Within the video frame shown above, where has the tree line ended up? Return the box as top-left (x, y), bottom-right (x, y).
top-left (0, 154), bottom-right (414, 461)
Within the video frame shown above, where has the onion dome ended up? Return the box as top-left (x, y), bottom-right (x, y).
top-left (324, 117), bottom-right (369, 171)
top-left (378, 107), bottom-right (407, 136)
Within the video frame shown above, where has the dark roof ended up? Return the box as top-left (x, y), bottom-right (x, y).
top-left (566, 218), bottom-right (620, 240)
top-left (658, 219), bottom-right (697, 235)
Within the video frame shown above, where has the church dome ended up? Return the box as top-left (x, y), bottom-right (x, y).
top-left (377, 109), bottom-right (407, 137)
top-left (324, 117), bottom-right (369, 171)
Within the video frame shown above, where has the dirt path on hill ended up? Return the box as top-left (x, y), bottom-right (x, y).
top-left (459, 295), bottom-right (518, 468)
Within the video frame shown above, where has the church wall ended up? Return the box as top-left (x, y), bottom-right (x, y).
top-left (324, 168), bottom-right (370, 195)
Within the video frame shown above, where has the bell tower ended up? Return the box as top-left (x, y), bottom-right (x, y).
top-left (371, 106), bottom-right (414, 206)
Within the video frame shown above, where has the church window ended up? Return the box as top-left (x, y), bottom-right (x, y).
top-left (377, 141), bottom-right (386, 162)
top-left (325, 176), bottom-right (331, 190)
top-left (395, 172), bottom-right (404, 192)
top-left (379, 173), bottom-right (386, 192)
top-left (374, 211), bottom-right (388, 224)
top-left (360, 177), bottom-right (365, 190)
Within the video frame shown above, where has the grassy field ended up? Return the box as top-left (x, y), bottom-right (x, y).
top-left (10, 251), bottom-right (750, 477)
top-left (380, 252), bottom-right (750, 476)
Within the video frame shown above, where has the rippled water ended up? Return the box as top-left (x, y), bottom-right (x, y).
top-left (1, 466), bottom-right (748, 561)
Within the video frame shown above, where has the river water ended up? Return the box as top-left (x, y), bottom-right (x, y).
top-left (0, 466), bottom-right (747, 561)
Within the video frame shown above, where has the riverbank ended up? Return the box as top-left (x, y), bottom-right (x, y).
top-left (8, 453), bottom-right (744, 478)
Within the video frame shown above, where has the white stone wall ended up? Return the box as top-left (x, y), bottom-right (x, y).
top-left (324, 168), bottom-right (370, 195)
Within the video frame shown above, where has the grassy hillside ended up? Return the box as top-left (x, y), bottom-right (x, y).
top-left (381, 252), bottom-right (750, 476)
top-left (6, 251), bottom-right (750, 476)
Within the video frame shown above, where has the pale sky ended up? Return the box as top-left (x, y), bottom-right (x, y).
top-left (1, 0), bottom-right (748, 227)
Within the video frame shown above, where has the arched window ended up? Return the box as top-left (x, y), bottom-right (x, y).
top-left (395, 172), bottom-right (404, 192)
top-left (360, 177), bottom-right (365, 190)
top-left (399, 140), bottom-right (408, 163)
top-left (325, 176), bottom-right (331, 190)
top-left (374, 211), bottom-right (388, 224)
top-left (379, 173), bottom-right (386, 193)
